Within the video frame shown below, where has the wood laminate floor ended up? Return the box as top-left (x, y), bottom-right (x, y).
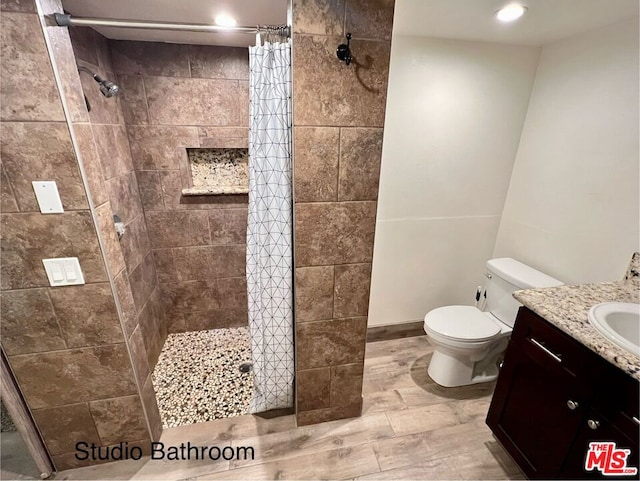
top-left (54, 336), bottom-right (524, 481)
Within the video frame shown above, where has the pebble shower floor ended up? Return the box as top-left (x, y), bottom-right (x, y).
top-left (152, 327), bottom-right (254, 428)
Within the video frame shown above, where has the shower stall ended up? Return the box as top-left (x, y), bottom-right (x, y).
top-left (61, 13), bottom-right (294, 428)
top-left (49, 6), bottom-right (293, 433)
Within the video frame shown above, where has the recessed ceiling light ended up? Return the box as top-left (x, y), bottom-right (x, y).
top-left (495, 4), bottom-right (527, 22)
top-left (215, 14), bottom-right (237, 28)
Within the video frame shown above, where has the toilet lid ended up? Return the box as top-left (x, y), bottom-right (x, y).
top-left (424, 306), bottom-right (501, 342)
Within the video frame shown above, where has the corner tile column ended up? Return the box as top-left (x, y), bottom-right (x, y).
top-left (292, 0), bottom-right (395, 425)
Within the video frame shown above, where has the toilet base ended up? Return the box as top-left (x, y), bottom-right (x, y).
top-left (427, 338), bottom-right (508, 388)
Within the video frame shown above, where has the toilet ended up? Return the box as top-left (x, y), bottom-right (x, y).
top-left (423, 258), bottom-right (562, 387)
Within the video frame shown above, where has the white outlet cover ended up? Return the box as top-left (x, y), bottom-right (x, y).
top-left (32, 181), bottom-right (64, 214)
top-left (42, 257), bottom-right (85, 286)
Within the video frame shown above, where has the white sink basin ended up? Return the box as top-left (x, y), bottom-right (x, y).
top-left (588, 302), bottom-right (640, 357)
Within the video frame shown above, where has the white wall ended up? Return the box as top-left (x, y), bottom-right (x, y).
top-left (368, 36), bottom-right (540, 326)
top-left (494, 19), bottom-right (640, 284)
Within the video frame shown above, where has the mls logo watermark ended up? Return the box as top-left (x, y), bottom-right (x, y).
top-left (585, 442), bottom-right (638, 476)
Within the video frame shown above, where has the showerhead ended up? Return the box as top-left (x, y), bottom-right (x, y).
top-left (78, 66), bottom-right (120, 98)
top-left (97, 78), bottom-right (120, 98)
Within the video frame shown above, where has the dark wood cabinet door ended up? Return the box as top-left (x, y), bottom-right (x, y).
top-left (487, 339), bottom-right (587, 478)
top-left (560, 407), bottom-right (639, 480)
top-left (562, 367), bottom-right (640, 480)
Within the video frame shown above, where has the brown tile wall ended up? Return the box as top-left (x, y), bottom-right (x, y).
top-left (0, 0), bottom-right (157, 470)
top-left (61, 17), bottom-right (164, 444)
top-left (292, 0), bottom-right (395, 425)
top-left (108, 39), bottom-right (250, 333)
top-left (67, 24), bottom-right (167, 369)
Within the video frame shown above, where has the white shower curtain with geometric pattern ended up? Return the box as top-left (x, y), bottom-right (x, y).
top-left (246, 40), bottom-right (294, 413)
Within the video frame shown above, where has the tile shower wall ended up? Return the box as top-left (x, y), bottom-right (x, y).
top-left (292, 0), bottom-right (395, 425)
top-left (108, 40), bottom-right (250, 332)
top-left (0, 0), bottom-right (156, 469)
top-left (64, 19), bottom-right (164, 440)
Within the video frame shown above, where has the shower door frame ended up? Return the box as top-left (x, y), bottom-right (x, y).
top-left (1, 347), bottom-right (55, 478)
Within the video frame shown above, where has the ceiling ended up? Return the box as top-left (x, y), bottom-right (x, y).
top-left (62, 0), bottom-right (637, 47)
top-left (61, 0), bottom-right (289, 47)
top-left (394, 0), bottom-right (639, 46)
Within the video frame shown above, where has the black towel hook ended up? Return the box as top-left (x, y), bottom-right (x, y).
top-left (336, 33), bottom-right (353, 65)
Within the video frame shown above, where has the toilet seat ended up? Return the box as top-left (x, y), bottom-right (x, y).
top-left (424, 306), bottom-right (501, 342)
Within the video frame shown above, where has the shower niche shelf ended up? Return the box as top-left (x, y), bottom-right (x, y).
top-left (182, 148), bottom-right (249, 196)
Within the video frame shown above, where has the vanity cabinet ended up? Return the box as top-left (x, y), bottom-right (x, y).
top-left (487, 307), bottom-right (639, 480)
top-left (560, 367), bottom-right (640, 479)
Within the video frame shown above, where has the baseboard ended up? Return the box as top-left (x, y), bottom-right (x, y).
top-left (366, 321), bottom-right (425, 343)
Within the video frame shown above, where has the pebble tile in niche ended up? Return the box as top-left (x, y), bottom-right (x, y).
top-left (151, 327), bottom-right (254, 428)
top-left (187, 148), bottom-right (249, 189)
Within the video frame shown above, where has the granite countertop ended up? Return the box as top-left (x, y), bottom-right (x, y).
top-left (513, 279), bottom-right (640, 380)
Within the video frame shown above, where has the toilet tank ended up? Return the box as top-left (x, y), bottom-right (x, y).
top-left (485, 258), bottom-right (563, 327)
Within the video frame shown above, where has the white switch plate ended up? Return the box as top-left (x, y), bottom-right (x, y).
top-left (32, 181), bottom-right (64, 214)
top-left (42, 257), bottom-right (85, 286)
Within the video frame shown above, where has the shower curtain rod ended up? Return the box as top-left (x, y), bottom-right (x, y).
top-left (53, 13), bottom-right (290, 37)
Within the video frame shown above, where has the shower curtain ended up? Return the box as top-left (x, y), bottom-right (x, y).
top-left (246, 39), bottom-right (294, 413)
